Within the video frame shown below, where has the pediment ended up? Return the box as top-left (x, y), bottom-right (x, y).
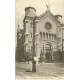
top-left (38, 10), bottom-right (59, 25)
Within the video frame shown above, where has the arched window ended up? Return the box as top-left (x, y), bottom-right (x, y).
top-left (43, 32), bottom-right (45, 39)
top-left (49, 33), bottom-right (51, 39)
top-left (54, 34), bottom-right (56, 40)
top-left (52, 34), bottom-right (54, 40)
top-left (40, 32), bottom-right (42, 39)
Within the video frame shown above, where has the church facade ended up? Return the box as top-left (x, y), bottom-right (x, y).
top-left (16, 7), bottom-right (64, 62)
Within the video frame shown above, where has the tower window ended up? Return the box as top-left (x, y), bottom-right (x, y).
top-left (31, 32), bottom-right (33, 38)
top-left (54, 34), bottom-right (56, 40)
top-left (31, 22), bottom-right (33, 28)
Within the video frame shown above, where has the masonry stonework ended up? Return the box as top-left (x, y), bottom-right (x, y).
top-left (16, 7), bottom-right (64, 62)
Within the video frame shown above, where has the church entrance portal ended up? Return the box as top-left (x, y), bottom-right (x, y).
top-left (45, 44), bottom-right (51, 59)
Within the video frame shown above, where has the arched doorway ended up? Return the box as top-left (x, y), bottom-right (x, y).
top-left (45, 44), bottom-right (51, 59)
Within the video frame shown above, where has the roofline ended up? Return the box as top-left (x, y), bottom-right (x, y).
top-left (25, 7), bottom-right (36, 12)
top-left (36, 10), bottom-right (59, 24)
top-left (55, 15), bottom-right (62, 18)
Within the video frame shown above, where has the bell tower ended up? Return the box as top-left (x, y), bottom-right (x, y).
top-left (23, 7), bottom-right (37, 55)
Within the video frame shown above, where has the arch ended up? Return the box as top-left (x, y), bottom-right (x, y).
top-left (45, 42), bottom-right (52, 59)
top-left (45, 42), bottom-right (52, 47)
top-left (45, 44), bottom-right (51, 50)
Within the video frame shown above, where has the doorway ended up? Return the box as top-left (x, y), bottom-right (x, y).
top-left (45, 44), bottom-right (51, 59)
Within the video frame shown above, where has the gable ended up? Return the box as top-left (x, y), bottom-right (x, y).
top-left (38, 15), bottom-right (58, 34)
top-left (38, 10), bottom-right (59, 25)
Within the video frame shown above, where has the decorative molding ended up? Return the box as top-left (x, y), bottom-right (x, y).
top-left (38, 12), bottom-right (58, 25)
top-left (24, 42), bottom-right (28, 45)
top-left (35, 33), bottom-right (39, 35)
top-left (58, 36), bottom-right (60, 37)
top-left (36, 33), bottom-right (39, 35)
top-left (36, 42), bottom-right (38, 45)
top-left (35, 20), bottom-right (39, 23)
top-left (25, 20), bottom-right (28, 23)
top-left (34, 42), bottom-right (38, 45)
top-left (25, 32), bottom-right (28, 35)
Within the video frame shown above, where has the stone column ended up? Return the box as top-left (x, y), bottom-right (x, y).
top-left (35, 20), bottom-right (39, 61)
top-left (25, 20), bottom-right (28, 53)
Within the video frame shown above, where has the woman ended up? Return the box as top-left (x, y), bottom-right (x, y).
top-left (32, 58), bottom-right (36, 72)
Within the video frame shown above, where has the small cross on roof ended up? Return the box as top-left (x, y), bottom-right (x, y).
top-left (46, 4), bottom-right (51, 11)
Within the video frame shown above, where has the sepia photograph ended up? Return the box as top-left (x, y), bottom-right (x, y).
top-left (15, 0), bottom-right (64, 80)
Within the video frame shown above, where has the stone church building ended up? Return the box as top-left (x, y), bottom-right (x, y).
top-left (16, 6), bottom-right (64, 62)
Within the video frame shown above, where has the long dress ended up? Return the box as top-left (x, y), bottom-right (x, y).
top-left (32, 60), bottom-right (36, 72)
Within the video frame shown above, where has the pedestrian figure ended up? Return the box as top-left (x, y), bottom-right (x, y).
top-left (32, 58), bottom-right (36, 72)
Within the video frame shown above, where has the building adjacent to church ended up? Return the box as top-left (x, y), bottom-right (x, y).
top-left (16, 6), bottom-right (64, 62)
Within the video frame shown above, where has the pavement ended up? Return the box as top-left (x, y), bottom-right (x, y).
top-left (16, 62), bottom-right (64, 80)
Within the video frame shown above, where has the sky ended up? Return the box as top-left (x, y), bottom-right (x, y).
top-left (16, 0), bottom-right (64, 29)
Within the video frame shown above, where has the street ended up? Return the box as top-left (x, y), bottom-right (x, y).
top-left (16, 62), bottom-right (64, 80)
